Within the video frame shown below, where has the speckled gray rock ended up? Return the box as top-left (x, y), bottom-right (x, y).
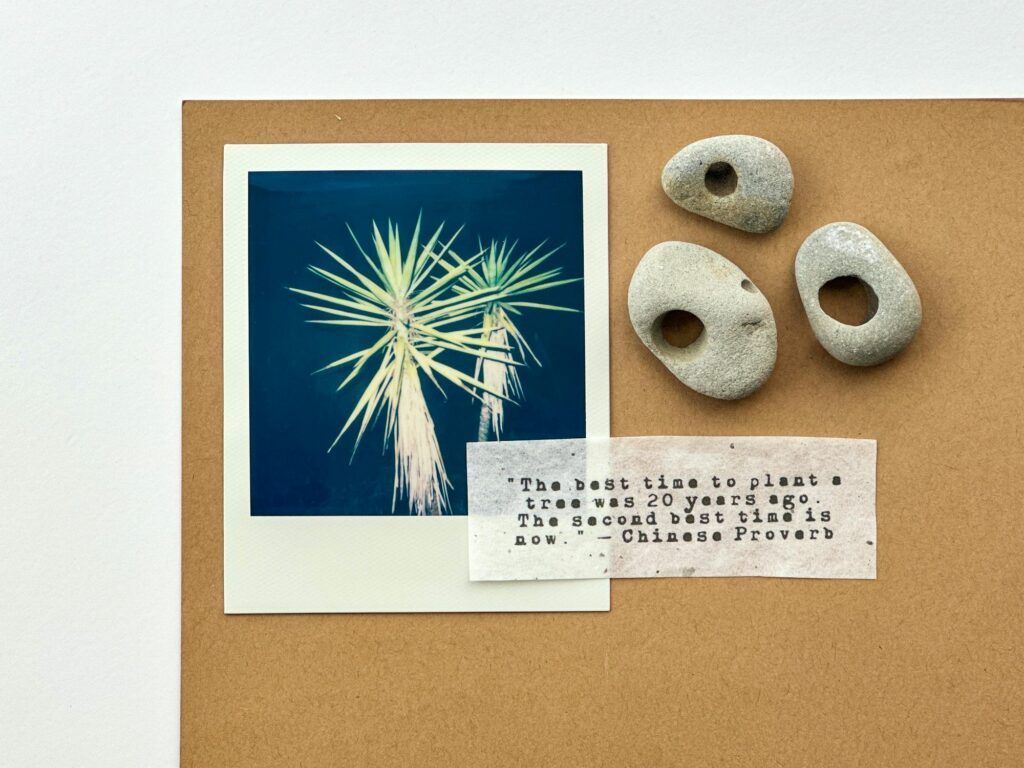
top-left (661, 135), bottom-right (793, 233)
top-left (628, 242), bottom-right (777, 400)
top-left (795, 222), bottom-right (922, 366)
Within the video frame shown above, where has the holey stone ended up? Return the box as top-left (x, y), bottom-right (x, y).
top-left (795, 222), bottom-right (922, 366)
top-left (661, 135), bottom-right (793, 233)
top-left (628, 242), bottom-right (777, 400)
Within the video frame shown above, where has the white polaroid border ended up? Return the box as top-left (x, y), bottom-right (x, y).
top-left (223, 143), bottom-right (610, 613)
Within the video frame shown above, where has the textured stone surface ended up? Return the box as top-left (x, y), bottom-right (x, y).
top-left (796, 222), bottom-right (922, 366)
top-left (628, 242), bottom-right (777, 400)
top-left (661, 135), bottom-right (793, 233)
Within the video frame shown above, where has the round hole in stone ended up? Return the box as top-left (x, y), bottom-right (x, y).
top-left (818, 276), bottom-right (879, 326)
top-left (660, 310), bottom-right (705, 348)
top-left (704, 162), bottom-right (738, 196)
top-left (740, 279), bottom-right (757, 293)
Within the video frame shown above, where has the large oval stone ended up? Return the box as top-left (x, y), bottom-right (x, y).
top-left (795, 222), bottom-right (922, 366)
top-left (628, 242), bottom-right (777, 400)
top-left (661, 135), bottom-right (793, 233)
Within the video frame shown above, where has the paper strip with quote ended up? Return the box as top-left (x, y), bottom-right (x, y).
top-left (467, 436), bottom-right (876, 580)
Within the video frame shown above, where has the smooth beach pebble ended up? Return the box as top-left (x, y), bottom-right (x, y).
top-left (795, 222), bottom-right (922, 366)
top-left (627, 242), bottom-right (777, 400)
top-left (661, 135), bottom-right (793, 233)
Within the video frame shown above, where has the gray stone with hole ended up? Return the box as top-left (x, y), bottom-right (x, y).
top-left (661, 135), bottom-right (793, 233)
top-left (795, 222), bottom-right (922, 366)
top-left (628, 241), bottom-right (777, 400)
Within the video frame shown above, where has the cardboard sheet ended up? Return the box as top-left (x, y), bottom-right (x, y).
top-left (183, 100), bottom-right (1024, 767)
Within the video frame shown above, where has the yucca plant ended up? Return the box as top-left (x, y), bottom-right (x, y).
top-left (288, 216), bottom-right (517, 516)
top-left (450, 238), bottom-right (581, 441)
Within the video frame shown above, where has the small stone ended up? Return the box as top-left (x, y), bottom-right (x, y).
top-left (627, 242), bottom-right (777, 400)
top-left (795, 222), bottom-right (922, 366)
top-left (661, 135), bottom-right (793, 233)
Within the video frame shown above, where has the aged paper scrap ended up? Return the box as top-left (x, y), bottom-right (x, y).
top-left (468, 436), bottom-right (876, 580)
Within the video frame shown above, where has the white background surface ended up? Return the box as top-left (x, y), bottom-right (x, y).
top-left (0, 1), bottom-right (1019, 765)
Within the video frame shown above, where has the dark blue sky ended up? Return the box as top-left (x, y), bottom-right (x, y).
top-left (247, 170), bottom-right (587, 516)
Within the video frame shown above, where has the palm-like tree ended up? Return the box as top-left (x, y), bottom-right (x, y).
top-left (289, 216), bottom-right (516, 515)
top-left (450, 239), bottom-right (581, 440)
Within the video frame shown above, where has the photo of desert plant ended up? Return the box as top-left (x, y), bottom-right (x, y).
top-left (247, 170), bottom-right (587, 516)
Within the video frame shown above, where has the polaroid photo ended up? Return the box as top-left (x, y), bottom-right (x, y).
top-left (223, 143), bottom-right (609, 612)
